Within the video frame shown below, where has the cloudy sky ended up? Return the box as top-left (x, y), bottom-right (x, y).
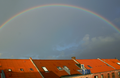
top-left (0, 0), bottom-right (120, 59)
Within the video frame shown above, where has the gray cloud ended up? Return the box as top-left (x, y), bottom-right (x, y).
top-left (58, 33), bottom-right (120, 60)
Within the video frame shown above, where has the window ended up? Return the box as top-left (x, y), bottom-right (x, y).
top-left (8, 69), bottom-right (12, 72)
top-left (94, 75), bottom-right (98, 78)
top-left (87, 65), bottom-right (92, 68)
top-left (63, 66), bottom-right (69, 70)
top-left (81, 64), bottom-right (84, 69)
top-left (20, 68), bottom-right (24, 71)
top-left (112, 72), bottom-right (115, 78)
top-left (117, 62), bottom-right (120, 65)
top-left (42, 67), bottom-right (49, 72)
top-left (76, 64), bottom-right (81, 68)
top-left (57, 66), bottom-right (63, 70)
top-left (106, 64), bottom-right (110, 66)
top-left (108, 73), bottom-right (110, 78)
top-left (30, 68), bottom-right (33, 71)
top-left (101, 74), bottom-right (104, 78)
top-left (63, 66), bottom-right (70, 75)
top-left (118, 72), bottom-right (120, 77)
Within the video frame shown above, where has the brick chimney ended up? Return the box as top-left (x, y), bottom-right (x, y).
top-left (71, 57), bottom-right (76, 60)
top-left (71, 57), bottom-right (80, 64)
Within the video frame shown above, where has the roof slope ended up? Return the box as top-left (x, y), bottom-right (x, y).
top-left (76, 59), bottom-right (114, 73)
top-left (33, 60), bottom-right (81, 78)
top-left (0, 59), bottom-right (42, 78)
top-left (101, 59), bottom-right (120, 69)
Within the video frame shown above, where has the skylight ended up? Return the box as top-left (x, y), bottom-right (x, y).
top-left (87, 65), bottom-right (92, 68)
top-left (106, 64), bottom-right (110, 66)
top-left (63, 66), bottom-right (69, 70)
top-left (8, 69), bottom-right (12, 72)
top-left (30, 68), bottom-right (33, 71)
top-left (63, 66), bottom-right (70, 75)
top-left (117, 62), bottom-right (120, 65)
top-left (57, 66), bottom-right (63, 70)
top-left (42, 67), bottom-right (49, 72)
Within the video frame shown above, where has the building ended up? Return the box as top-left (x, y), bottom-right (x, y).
top-left (0, 57), bottom-right (119, 78)
top-left (32, 58), bottom-right (82, 78)
top-left (72, 57), bottom-right (120, 78)
top-left (0, 59), bottom-right (42, 78)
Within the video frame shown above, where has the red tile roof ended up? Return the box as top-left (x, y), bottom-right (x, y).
top-left (76, 59), bottom-right (115, 73)
top-left (33, 60), bottom-right (81, 78)
top-left (0, 59), bottom-right (42, 78)
top-left (101, 59), bottom-right (120, 70)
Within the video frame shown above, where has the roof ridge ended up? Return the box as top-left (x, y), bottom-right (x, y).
top-left (97, 58), bottom-right (116, 69)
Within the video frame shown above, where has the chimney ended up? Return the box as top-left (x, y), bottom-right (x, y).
top-left (29, 57), bottom-right (32, 60)
top-left (71, 57), bottom-right (76, 60)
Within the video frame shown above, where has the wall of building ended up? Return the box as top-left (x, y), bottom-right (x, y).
top-left (69, 70), bottom-right (120, 78)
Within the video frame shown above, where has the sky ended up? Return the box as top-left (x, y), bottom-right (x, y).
top-left (0, 0), bottom-right (120, 59)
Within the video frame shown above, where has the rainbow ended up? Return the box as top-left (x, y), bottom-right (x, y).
top-left (0, 4), bottom-right (120, 33)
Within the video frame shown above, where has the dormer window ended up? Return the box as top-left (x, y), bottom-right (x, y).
top-left (42, 67), bottom-right (49, 72)
top-left (81, 64), bottom-right (85, 69)
top-left (57, 66), bottom-right (63, 70)
top-left (76, 64), bottom-right (81, 68)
